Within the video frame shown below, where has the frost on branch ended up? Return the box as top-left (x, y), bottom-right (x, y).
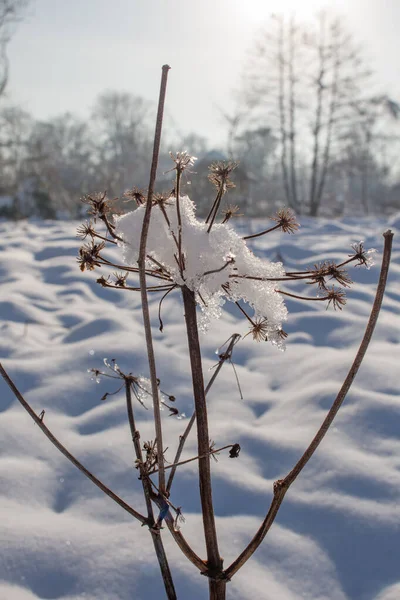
top-left (114, 195), bottom-right (288, 348)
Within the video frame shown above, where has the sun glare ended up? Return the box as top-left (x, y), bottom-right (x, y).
top-left (238, 0), bottom-right (330, 23)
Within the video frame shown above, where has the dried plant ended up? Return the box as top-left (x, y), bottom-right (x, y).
top-left (0, 65), bottom-right (394, 600)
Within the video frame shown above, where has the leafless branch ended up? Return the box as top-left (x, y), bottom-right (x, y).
top-left (224, 229), bottom-right (393, 580)
top-left (0, 362), bottom-right (147, 525)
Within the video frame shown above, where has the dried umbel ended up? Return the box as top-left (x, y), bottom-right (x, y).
top-left (77, 149), bottom-right (376, 351)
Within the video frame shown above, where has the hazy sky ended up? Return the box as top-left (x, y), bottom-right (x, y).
top-left (6, 0), bottom-right (400, 148)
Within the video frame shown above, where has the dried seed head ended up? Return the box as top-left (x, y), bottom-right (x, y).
top-left (309, 261), bottom-right (352, 290)
top-left (326, 286), bottom-right (347, 310)
top-left (152, 192), bottom-right (174, 207)
top-left (270, 208), bottom-right (299, 234)
top-left (222, 204), bottom-right (243, 223)
top-left (76, 221), bottom-right (96, 240)
top-left (349, 241), bottom-right (377, 269)
top-left (123, 187), bottom-right (146, 205)
top-left (77, 241), bottom-right (105, 271)
top-left (169, 151), bottom-right (197, 174)
top-left (208, 160), bottom-right (239, 191)
top-left (248, 318), bottom-right (269, 342)
top-left (81, 191), bottom-right (120, 219)
top-left (113, 271), bottom-right (128, 287)
top-left (96, 275), bottom-right (109, 287)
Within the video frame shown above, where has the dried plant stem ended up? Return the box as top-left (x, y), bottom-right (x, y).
top-left (175, 170), bottom-right (184, 275)
top-left (206, 186), bottom-right (224, 233)
top-left (100, 214), bottom-right (123, 242)
top-left (125, 381), bottom-right (177, 600)
top-left (166, 334), bottom-right (240, 494)
top-left (243, 223), bottom-right (281, 240)
top-left (209, 580), bottom-right (227, 600)
top-left (150, 494), bottom-right (206, 572)
top-left (152, 444), bottom-right (234, 475)
top-left (100, 282), bottom-right (175, 293)
top-left (0, 363), bottom-right (147, 525)
top-left (224, 229), bottom-right (393, 580)
top-left (277, 290), bottom-right (332, 301)
top-left (138, 64), bottom-right (170, 496)
top-left (181, 286), bottom-right (224, 592)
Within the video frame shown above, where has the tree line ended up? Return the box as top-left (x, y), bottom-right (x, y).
top-left (0, 4), bottom-right (399, 218)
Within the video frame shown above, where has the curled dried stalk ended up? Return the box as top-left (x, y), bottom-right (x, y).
top-left (224, 229), bottom-right (393, 580)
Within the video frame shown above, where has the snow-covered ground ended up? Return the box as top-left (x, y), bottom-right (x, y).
top-left (0, 214), bottom-right (399, 600)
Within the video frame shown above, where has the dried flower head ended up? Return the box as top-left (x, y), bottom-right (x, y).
top-left (309, 261), bottom-right (352, 290)
top-left (270, 208), bottom-right (299, 234)
top-left (152, 192), bottom-right (174, 208)
top-left (96, 275), bottom-right (110, 287)
top-left (169, 151), bottom-right (197, 174)
top-left (208, 161), bottom-right (239, 191)
top-left (221, 204), bottom-right (243, 224)
top-left (123, 187), bottom-right (146, 205)
top-left (349, 241), bottom-right (377, 269)
top-left (246, 317), bottom-right (269, 342)
top-left (77, 241), bottom-right (105, 272)
top-left (326, 286), bottom-right (347, 310)
top-left (81, 191), bottom-right (119, 220)
top-left (76, 221), bottom-right (96, 240)
top-left (113, 272), bottom-right (128, 287)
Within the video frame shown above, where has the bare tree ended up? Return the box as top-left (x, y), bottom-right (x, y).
top-left (0, 0), bottom-right (29, 97)
top-left (25, 113), bottom-right (95, 215)
top-left (91, 90), bottom-right (153, 196)
top-left (239, 11), bottom-right (377, 216)
top-left (0, 104), bottom-right (31, 189)
top-left (337, 95), bottom-right (400, 214)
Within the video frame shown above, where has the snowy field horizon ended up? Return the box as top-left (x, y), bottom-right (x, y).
top-left (0, 213), bottom-right (399, 600)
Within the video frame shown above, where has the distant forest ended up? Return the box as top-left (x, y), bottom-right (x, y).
top-left (1, 4), bottom-right (400, 219)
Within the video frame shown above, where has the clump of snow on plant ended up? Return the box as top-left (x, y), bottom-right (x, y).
top-left (114, 195), bottom-right (288, 348)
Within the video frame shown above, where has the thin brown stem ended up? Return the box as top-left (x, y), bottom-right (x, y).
top-left (146, 254), bottom-right (172, 278)
top-left (181, 286), bottom-right (223, 578)
top-left (230, 274), bottom-right (318, 282)
top-left (285, 255), bottom-right (358, 277)
top-left (125, 381), bottom-right (177, 600)
top-left (150, 493), bottom-right (207, 572)
top-left (100, 282), bottom-right (175, 293)
top-left (158, 203), bottom-right (181, 259)
top-left (277, 289), bottom-right (328, 301)
top-left (224, 230), bottom-right (393, 580)
top-left (166, 334), bottom-right (240, 494)
top-left (158, 285), bottom-right (177, 331)
top-left (100, 214), bottom-right (123, 242)
top-left (206, 186), bottom-right (224, 233)
top-left (0, 363), bottom-right (147, 525)
top-left (152, 445), bottom-right (234, 475)
top-left (203, 259), bottom-right (234, 277)
top-left (98, 256), bottom-right (171, 281)
top-left (205, 186), bottom-right (223, 227)
top-left (175, 171), bottom-right (184, 275)
top-left (138, 64), bottom-right (170, 496)
top-left (243, 223), bottom-right (281, 240)
top-left (93, 231), bottom-right (118, 245)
